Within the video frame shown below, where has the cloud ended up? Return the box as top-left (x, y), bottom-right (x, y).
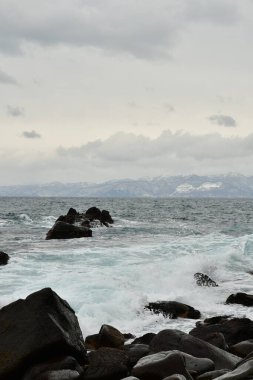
top-left (22, 130), bottom-right (41, 139)
top-left (7, 105), bottom-right (24, 117)
top-left (208, 114), bottom-right (237, 127)
top-left (164, 103), bottom-right (175, 112)
top-left (0, 0), bottom-right (241, 58)
top-left (0, 69), bottom-right (18, 85)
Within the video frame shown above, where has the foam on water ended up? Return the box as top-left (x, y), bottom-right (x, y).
top-left (1, 197), bottom-right (253, 338)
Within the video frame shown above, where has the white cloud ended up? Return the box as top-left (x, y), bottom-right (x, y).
top-left (22, 130), bottom-right (41, 139)
top-left (7, 105), bottom-right (24, 117)
top-left (0, 69), bottom-right (18, 85)
top-left (208, 114), bottom-right (237, 127)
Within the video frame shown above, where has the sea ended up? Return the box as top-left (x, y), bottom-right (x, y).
top-left (1, 197), bottom-right (253, 339)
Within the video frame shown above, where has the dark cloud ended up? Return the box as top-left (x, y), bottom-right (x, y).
top-left (0, 69), bottom-right (18, 85)
top-left (7, 105), bottom-right (24, 117)
top-left (0, 0), bottom-right (241, 58)
top-left (208, 114), bottom-right (237, 127)
top-left (22, 130), bottom-right (41, 139)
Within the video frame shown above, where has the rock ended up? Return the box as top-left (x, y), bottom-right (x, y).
top-left (163, 376), bottom-right (188, 380)
top-left (229, 340), bottom-right (253, 358)
top-left (177, 351), bottom-right (214, 375)
top-left (197, 370), bottom-right (230, 380)
top-left (98, 324), bottom-right (125, 349)
top-left (0, 251), bottom-right (9, 265)
top-left (101, 210), bottom-right (114, 225)
top-left (0, 288), bottom-right (86, 380)
top-left (121, 377), bottom-right (140, 380)
top-left (213, 359), bottom-right (253, 379)
top-left (132, 333), bottom-right (156, 345)
top-left (84, 347), bottom-right (128, 380)
top-left (150, 329), bottom-right (240, 370)
top-left (145, 301), bottom-right (201, 319)
top-left (196, 332), bottom-right (228, 351)
top-left (190, 317), bottom-right (253, 346)
top-left (46, 221), bottom-right (92, 239)
top-left (23, 355), bottom-right (83, 380)
top-left (226, 293), bottom-right (253, 307)
top-left (132, 351), bottom-right (193, 380)
top-left (201, 316), bottom-right (231, 325)
top-left (194, 273), bottom-right (218, 287)
top-left (124, 344), bottom-right (150, 367)
top-left (85, 334), bottom-right (100, 350)
top-left (85, 207), bottom-right (102, 221)
top-left (25, 369), bottom-right (80, 380)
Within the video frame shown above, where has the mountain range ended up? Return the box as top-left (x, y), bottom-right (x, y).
top-left (1, 174), bottom-right (253, 197)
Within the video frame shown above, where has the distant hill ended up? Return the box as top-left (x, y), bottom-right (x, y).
top-left (1, 174), bottom-right (253, 197)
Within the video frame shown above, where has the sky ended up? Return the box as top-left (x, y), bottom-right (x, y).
top-left (1, 0), bottom-right (253, 185)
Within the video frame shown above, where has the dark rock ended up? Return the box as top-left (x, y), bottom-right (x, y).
top-left (195, 332), bottom-right (228, 351)
top-left (85, 207), bottom-right (102, 221)
top-left (67, 208), bottom-right (78, 216)
top-left (197, 370), bottom-right (230, 380)
top-left (150, 329), bottom-right (240, 370)
top-left (0, 251), bottom-right (9, 265)
top-left (229, 339), bottom-right (253, 358)
top-left (177, 351), bottom-right (214, 375)
top-left (124, 333), bottom-right (135, 341)
top-left (0, 288), bottom-right (86, 380)
top-left (190, 317), bottom-right (253, 346)
top-left (132, 333), bottom-right (156, 346)
top-left (201, 316), bottom-right (231, 325)
top-left (124, 344), bottom-right (150, 367)
top-left (226, 292), bottom-right (253, 307)
top-left (85, 334), bottom-right (100, 350)
top-left (163, 376), bottom-right (188, 380)
top-left (98, 324), bottom-right (125, 349)
top-left (101, 210), bottom-right (114, 225)
top-left (83, 347), bottom-right (128, 380)
top-left (145, 301), bottom-right (201, 319)
top-left (210, 359), bottom-right (253, 379)
top-left (46, 221), bottom-right (92, 240)
top-left (194, 273), bottom-right (218, 287)
top-left (32, 369), bottom-right (80, 379)
top-left (121, 377), bottom-right (140, 380)
top-left (132, 351), bottom-right (193, 380)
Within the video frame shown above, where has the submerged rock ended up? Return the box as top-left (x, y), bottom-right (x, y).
top-left (0, 288), bottom-right (86, 380)
top-left (226, 292), bottom-right (253, 307)
top-left (194, 273), bottom-right (218, 287)
top-left (0, 251), bottom-right (9, 265)
top-left (145, 301), bottom-right (201, 319)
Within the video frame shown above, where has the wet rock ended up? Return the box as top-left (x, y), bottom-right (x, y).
top-left (124, 344), bottom-right (150, 367)
top-left (101, 210), bottom-right (114, 225)
top-left (25, 369), bottom-right (80, 380)
top-left (132, 351), bottom-right (193, 380)
top-left (201, 316), bottom-right (231, 326)
top-left (178, 351), bottom-right (214, 375)
top-left (190, 317), bottom-right (253, 346)
top-left (85, 334), bottom-right (100, 350)
top-left (197, 370), bottom-right (230, 380)
top-left (212, 358), bottom-right (253, 379)
top-left (84, 347), bottom-right (128, 380)
top-left (229, 339), bottom-right (253, 358)
top-left (46, 221), bottom-right (92, 239)
top-left (194, 273), bottom-right (218, 287)
top-left (145, 301), bottom-right (201, 319)
top-left (132, 333), bottom-right (156, 346)
top-left (163, 376), bottom-right (188, 380)
top-left (150, 329), bottom-right (240, 370)
top-left (85, 207), bottom-right (102, 221)
top-left (196, 332), bottom-right (228, 350)
top-left (226, 293), bottom-right (253, 307)
top-left (121, 377), bottom-right (140, 380)
top-left (0, 251), bottom-right (9, 265)
top-left (98, 324), bottom-right (125, 349)
top-left (0, 288), bottom-right (86, 380)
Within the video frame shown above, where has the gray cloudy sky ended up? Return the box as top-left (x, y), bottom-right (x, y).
top-left (1, 0), bottom-right (253, 185)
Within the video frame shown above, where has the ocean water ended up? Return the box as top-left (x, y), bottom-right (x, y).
top-left (1, 197), bottom-right (253, 339)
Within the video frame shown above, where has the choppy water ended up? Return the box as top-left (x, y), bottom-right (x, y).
top-left (1, 197), bottom-right (253, 338)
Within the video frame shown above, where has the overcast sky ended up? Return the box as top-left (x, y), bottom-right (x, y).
top-left (1, 0), bottom-right (253, 185)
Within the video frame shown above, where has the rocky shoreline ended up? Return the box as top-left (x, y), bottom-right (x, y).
top-left (1, 206), bottom-right (253, 379)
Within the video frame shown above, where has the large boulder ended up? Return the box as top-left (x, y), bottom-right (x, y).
top-left (84, 325), bottom-right (125, 350)
top-left (0, 288), bottom-right (86, 380)
top-left (150, 329), bottom-right (240, 370)
top-left (194, 273), bottom-right (218, 287)
top-left (226, 293), bottom-right (253, 307)
top-left (229, 340), bottom-right (253, 358)
top-left (145, 301), bottom-right (201, 319)
top-left (132, 333), bottom-right (156, 346)
top-left (213, 358), bottom-right (253, 379)
top-left (46, 221), bottom-right (92, 240)
top-left (190, 318), bottom-right (253, 347)
top-left (0, 251), bottom-right (9, 265)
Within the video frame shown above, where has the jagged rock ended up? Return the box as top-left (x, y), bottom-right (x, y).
top-left (46, 221), bottom-right (92, 239)
top-left (145, 301), bottom-right (201, 319)
top-left (229, 340), bottom-right (253, 358)
top-left (197, 370), bottom-right (230, 380)
top-left (0, 251), bottom-right (9, 265)
top-left (132, 333), bottom-right (156, 345)
top-left (194, 273), bottom-right (218, 287)
top-left (226, 293), bottom-right (253, 307)
top-left (101, 210), bottom-right (114, 225)
top-left (85, 207), bottom-right (102, 221)
top-left (150, 329), bottom-right (240, 370)
top-left (0, 288), bottom-right (86, 380)
top-left (212, 358), bottom-right (253, 379)
top-left (84, 347), bottom-right (128, 380)
top-left (132, 351), bottom-right (193, 380)
top-left (190, 317), bottom-right (253, 346)
top-left (124, 344), bottom-right (150, 367)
